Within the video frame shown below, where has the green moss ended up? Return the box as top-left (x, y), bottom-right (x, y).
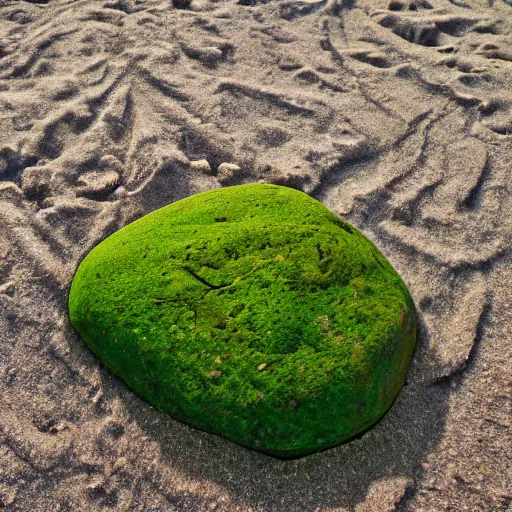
top-left (69, 184), bottom-right (417, 458)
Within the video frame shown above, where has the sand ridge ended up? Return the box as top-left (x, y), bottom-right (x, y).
top-left (0, 0), bottom-right (511, 510)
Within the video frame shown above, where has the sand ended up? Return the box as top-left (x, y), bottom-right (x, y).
top-left (0, 0), bottom-right (511, 510)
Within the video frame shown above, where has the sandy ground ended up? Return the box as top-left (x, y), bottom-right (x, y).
top-left (0, 0), bottom-right (511, 510)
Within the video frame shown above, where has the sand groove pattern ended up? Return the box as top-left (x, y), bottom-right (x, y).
top-left (0, 0), bottom-right (511, 510)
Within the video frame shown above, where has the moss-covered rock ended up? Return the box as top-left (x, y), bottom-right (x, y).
top-left (69, 184), bottom-right (417, 458)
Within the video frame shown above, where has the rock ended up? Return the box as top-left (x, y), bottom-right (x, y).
top-left (112, 185), bottom-right (127, 198)
top-left (271, 172), bottom-right (312, 192)
top-left (68, 184), bottom-right (417, 458)
top-left (189, 159), bottom-right (212, 174)
top-left (182, 45), bottom-right (224, 66)
top-left (217, 162), bottom-right (241, 184)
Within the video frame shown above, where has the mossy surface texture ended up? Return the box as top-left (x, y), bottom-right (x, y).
top-left (69, 184), bottom-right (417, 458)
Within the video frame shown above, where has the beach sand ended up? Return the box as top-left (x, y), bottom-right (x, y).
top-left (0, 0), bottom-right (511, 510)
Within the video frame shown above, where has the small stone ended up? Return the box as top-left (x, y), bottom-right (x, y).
top-left (53, 421), bottom-right (69, 433)
top-left (113, 185), bottom-right (128, 197)
top-left (190, 159), bottom-right (212, 174)
top-left (217, 162), bottom-right (241, 184)
top-left (113, 186), bottom-right (127, 198)
top-left (183, 45), bottom-right (224, 66)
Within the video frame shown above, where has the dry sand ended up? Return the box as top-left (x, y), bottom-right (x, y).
top-left (0, 0), bottom-right (511, 510)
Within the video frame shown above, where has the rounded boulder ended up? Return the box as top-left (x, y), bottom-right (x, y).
top-left (69, 184), bottom-right (417, 458)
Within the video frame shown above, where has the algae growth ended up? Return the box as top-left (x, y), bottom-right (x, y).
top-left (69, 184), bottom-right (417, 458)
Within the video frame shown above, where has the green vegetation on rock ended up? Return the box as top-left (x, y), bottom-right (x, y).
top-left (68, 184), bottom-right (417, 458)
